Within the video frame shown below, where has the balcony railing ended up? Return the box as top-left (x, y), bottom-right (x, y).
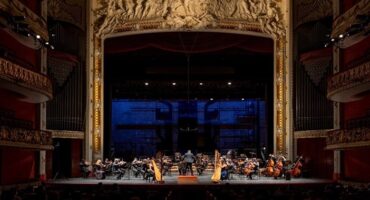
top-left (0, 126), bottom-right (53, 150)
top-left (327, 60), bottom-right (370, 102)
top-left (0, 57), bottom-right (53, 103)
top-left (326, 128), bottom-right (370, 149)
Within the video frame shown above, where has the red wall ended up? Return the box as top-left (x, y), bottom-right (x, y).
top-left (343, 94), bottom-right (370, 125)
top-left (0, 29), bottom-right (39, 72)
top-left (0, 88), bottom-right (36, 128)
top-left (343, 148), bottom-right (370, 182)
top-left (342, 36), bottom-right (370, 69)
top-left (18, 0), bottom-right (41, 16)
top-left (71, 139), bottom-right (82, 177)
top-left (297, 138), bottom-right (333, 179)
top-left (341, 0), bottom-right (362, 13)
top-left (0, 147), bottom-right (36, 185)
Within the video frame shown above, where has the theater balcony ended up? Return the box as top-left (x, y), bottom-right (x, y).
top-left (327, 59), bottom-right (370, 102)
top-left (0, 56), bottom-right (53, 103)
top-left (330, 0), bottom-right (369, 49)
top-left (0, 126), bottom-right (53, 150)
top-left (326, 111), bottom-right (370, 149)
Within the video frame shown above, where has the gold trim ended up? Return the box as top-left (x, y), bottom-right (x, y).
top-left (90, 0), bottom-right (289, 160)
top-left (0, 0), bottom-right (48, 40)
top-left (326, 141), bottom-right (370, 150)
top-left (50, 130), bottom-right (84, 139)
top-left (0, 126), bottom-right (53, 150)
top-left (327, 60), bottom-right (370, 101)
top-left (0, 141), bottom-right (53, 150)
top-left (0, 57), bottom-right (53, 101)
top-left (294, 130), bottom-right (331, 139)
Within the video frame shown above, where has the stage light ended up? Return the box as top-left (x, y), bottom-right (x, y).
top-left (144, 82), bottom-right (149, 86)
top-left (172, 82), bottom-right (176, 86)
top-left (338, 34), bottom-right (344, 39)
top-left (45, 41), bottom-right (49, 45)
top-left (27, 33), bottom-right (31, 37)
top-left (51, 33), bottom-right (56, 37)
top-left (210, 98), bottom-right (214, 101)
top-left (241, 98), bottom-right (245, 101)
top-left (331, 38), bottom-right (335, 42)
top-left (199, 82), bottom-right (203, 86)
top-left (227, 82), bottom-right (232, 85)
top-left (36, 34), bottom-right (41, 39)
top-left (50, 45), bottom-right (55, 50)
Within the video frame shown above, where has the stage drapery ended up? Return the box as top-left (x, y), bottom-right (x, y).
top-left (104, 32), bottom-right (273, 54)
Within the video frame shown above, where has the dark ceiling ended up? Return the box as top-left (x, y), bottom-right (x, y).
top-left (104, 32), bottom-right (274, 100)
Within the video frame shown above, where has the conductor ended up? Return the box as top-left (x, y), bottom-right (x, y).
top-left (183, 150), bottom-right (196, 176)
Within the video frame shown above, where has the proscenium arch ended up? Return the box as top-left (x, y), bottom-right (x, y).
top-left (87, 0), bottom-right (292, 162)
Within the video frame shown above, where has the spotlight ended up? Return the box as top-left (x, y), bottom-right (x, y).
top-left (172, 82), bottom-right (176, 86)
top-left (36, 34), bottom-right (41, 39)
top-left (331, 38), bottom-right (335, 42)
top-left (210, 98), bottom-right (214, 101)
top-left (199, 82), bottom-right (203, 86)
top-left (227, 82), bottom-right (232, 85)
top-left (27, 33), bottom-right (31, 37)
top-left (324, 43), bottom-right (329, 48)
top-left (144, 82), bottom-right (149, 86)
top-left (241, 98), bottom-right (245, 101)
top-left (50, 45), bottom-right (54, 50)
top-left (45, 41), bottom-right (49, 45)
top-left (51, 33), bottom-right (56, 37)
top-left (339, 34), bottom-right (344, 39)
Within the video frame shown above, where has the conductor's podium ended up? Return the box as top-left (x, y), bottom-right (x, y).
top-left (177, 175), bottom-right (198, 184)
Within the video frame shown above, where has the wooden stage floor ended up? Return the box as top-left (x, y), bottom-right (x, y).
top-left (49, 172), bottom-right (332, 187)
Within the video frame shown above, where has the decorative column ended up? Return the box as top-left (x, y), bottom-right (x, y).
top-left (332, 0), bottom-right (341, 181)
top-left (39, 0), bottom-right (48, 181)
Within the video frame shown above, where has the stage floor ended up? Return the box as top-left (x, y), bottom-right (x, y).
top-left (49, 173), bottom-right (332, 186)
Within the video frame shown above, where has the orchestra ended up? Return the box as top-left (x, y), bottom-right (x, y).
top-left (79, 150), bottom-right (304, 182)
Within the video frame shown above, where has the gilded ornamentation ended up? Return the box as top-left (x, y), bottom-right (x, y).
top-left (0, 0), bottom-right (48, 40)
top-left (0, 57), bottom-right (53, 100)
top-left (327, 128), bottom-right (370, 149)
top-left (51, 130), bottom-right (84, 139)
top-left (90, 0), bottom-right (289, 160)
top-left (327, 60), bottom-right (370, 101)
top-left (0, 126), bottom-right (53, 150)
top-left (94, 0), bottom-right (285, 38)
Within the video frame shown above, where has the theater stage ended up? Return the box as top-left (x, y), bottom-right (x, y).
top-left (49, 173), bottom-right (332, 187)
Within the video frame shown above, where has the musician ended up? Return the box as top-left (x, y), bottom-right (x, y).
top-left (182, 150), bottom-right (196, 176)
top-left (79, 159), bottom-right (90, 178)
top-left (94, 159), bottom-right (106, 179)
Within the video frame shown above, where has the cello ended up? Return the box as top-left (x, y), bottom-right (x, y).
top-left (265, 154), bottom-right (275, 176)
top-left (290, 156), bottom-right (303, 177)
top-left (273, 156), bottom-right (285, 179)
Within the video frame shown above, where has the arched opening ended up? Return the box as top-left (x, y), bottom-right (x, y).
top-left (102, 32), bottom-right (274, 159)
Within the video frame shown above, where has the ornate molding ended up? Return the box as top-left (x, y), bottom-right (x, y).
top-left (294, 129), bottom-right (331, 139)
top-left (326, 128), bottom-right (370, 150)
top-left (331, 0), bottom-right (370, 39)
top-left (89, 0), bottom-right (289, 160)
top-left (94, 0), bottom-right (285, 39)
top-left (0, 126), bottom-right (53, 150)
top-left (0, 57), bottom-right (53, 103)
top-left (327, 60), bottom-right (370, 102)
top-left (50, 130), bottom-right (84, 139)
top-left (0, 0), bottom-right (48, 40)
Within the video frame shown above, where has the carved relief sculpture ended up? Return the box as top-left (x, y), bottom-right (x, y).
top-left (94, 0), bottom-right (286, 38)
